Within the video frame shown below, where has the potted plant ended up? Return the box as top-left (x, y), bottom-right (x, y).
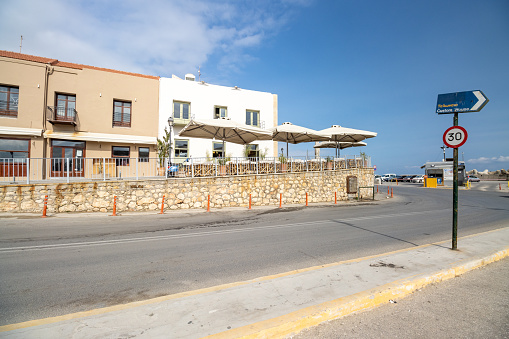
top-left (260, 147), bottom-right (268, 161)
top-left (157, 127), bottom-right (171, 176)
top-left (326, 156), bottom-right (333, 170)
top-left (279, 150), bottom-right (288, 172)
top-left (218, 154), bottom-right (231, 175)
top-left (359, 151), bottom-right (368, 168)
top-left (243, 144), bottom-right (251, 159)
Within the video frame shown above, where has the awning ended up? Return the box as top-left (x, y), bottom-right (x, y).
top-left (43, 131), bottom-right (157, 145)
top-left (0, 126), bottom-right (43, 137)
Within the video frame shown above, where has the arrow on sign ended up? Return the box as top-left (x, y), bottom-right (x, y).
top-left (471, 91), bottom-right (487, 111)
top-left (436, 90), bottom-right (489, 114)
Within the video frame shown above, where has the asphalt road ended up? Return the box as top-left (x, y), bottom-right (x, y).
top-left (295, 257), bottom-right (509, 339)
top-left (1, 183), bottom-right (508, 326)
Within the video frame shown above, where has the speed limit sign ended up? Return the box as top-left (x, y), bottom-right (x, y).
top-left (443, 126), bottom-right (468, 148)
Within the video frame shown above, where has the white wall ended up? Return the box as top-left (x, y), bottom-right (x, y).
top-left (159, 75), bottom-right (277, 159)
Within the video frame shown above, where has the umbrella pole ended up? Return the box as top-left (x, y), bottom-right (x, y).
top-left (222, 140), bottom-right (225, 158)
top-left (286, 142), bottom-right (289, 158)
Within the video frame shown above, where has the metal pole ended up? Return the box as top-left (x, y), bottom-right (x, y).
top-left (66, 157), bottom-right (70, 183)
top-left (103, 158), bottom-right (106, 181)
top-left (26, 157), bottom-right (30, 184)
top-left (452, 113), bottom-right (459, 250)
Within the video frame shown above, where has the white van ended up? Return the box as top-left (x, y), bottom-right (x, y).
top-left (381, 173), bottom-right (396, 182)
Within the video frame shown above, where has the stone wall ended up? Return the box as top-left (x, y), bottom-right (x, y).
top-left (0, 169), bottom-right (374, 213)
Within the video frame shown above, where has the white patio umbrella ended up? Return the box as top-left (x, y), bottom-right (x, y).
top-left (319, 125), bottom-right (377, 158)
top-left (270, 122), bottom-right (330, 157)
top-left (314, 141), bottom-right (367, 157)
top-left (178, 117), bottom-right (272, 157)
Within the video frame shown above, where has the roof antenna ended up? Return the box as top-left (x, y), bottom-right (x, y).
top-left (19, 35), bottom-right (23, 53)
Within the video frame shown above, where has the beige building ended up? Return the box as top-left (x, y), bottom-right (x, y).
top-left (0, 51), bottom-right (159, 180)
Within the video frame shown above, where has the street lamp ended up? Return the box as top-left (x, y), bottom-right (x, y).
top-left (440, 145), bottom-right (446, 162)
top-left (168, 116), bottom-right (174, 167)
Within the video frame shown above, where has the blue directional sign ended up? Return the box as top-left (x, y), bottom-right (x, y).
top-left (436, 90), bottom-right (488, 114)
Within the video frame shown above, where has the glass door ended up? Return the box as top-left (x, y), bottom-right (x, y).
top-left (50, 140), bottom-right (85, 177)
top-left (56, 94), bottom-right (76, 121)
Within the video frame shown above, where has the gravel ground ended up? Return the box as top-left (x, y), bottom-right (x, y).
top-left (294, 258), bottom-right (509, 339)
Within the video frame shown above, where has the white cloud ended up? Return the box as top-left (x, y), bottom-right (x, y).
top-left (0, 0), bottom-right (308, 79)
top-left (467, 156), bottom-right (509, 164)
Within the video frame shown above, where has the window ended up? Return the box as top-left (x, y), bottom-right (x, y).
top-left (246, 110), bottom-right (260, 127)
top-left (112, 146), bottom-right (130, 166)
top-left (138, 147), bottom-right (149, 162)
top-left (0, 85), bottom-right (19, 117)
top-left (0, 138), bottom-right (29, 160)
top-left (0, 138), bottom-right (29, 177)
top-left (246, 144), bottom-right (259, 158)
top-left (113, 100), bottom-right (131, 127)
top-left (174, 140), bottom-right (189, 158)
top-left (212, 142), bottom-right (224, 158)
top-left (214, 106), bottom-right (227, 119)
top-left (55, 94), bottom-right (76, 121)
top-left (173, 101), bottom-right (190, 120)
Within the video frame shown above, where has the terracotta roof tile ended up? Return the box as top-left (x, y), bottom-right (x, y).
top-left (0, 50), bottom-right (159, 80)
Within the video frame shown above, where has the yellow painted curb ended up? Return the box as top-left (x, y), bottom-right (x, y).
top-left (0, 227), bottom-right (507, 334)
top-left (205, 247), bottom-right (509, 339)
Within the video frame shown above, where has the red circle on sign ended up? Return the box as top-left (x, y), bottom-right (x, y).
top-left (443, 126), bottom-right (468, 148)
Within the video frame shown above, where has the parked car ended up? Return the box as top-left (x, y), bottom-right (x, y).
top-left (402, 175), bottom-right (417, 182)
top-left (390, 175), bottom-right (406, 182)
top-left (412, 175), bottom-right (424, 183)
top-left (467, 175), bottom-right (480, 182)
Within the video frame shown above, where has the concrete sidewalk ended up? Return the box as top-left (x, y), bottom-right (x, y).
top-left (1, 227), bottom-right (508, 339)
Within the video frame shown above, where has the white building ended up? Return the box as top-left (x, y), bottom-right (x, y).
top-left (159, 74), bottom-right (278, 162)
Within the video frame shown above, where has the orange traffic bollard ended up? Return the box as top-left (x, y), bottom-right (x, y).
top-left (377, 185), bottom-right (379, 193)
top-left (41, 195), bottom-right (48, 218)
top-left (500, 183), bottom-right (502, 190)
top-left (387, 186), bottom-right (390, 194)
top-left (249, 194), bottom-right (252, 209)
top-left (207, 194), bottom-right (210, 212)
top-left (306, 192), bottom-right (308, 206)
top-left (334, 191), bottom-right (337, 204)
top-left (159, 195), bottom-right (165, 214)
top-left (111, 195), bottom-right (117, 216)
top-left (279, 193), bottom-right (282, 208)
top-left (391, 188), bottom-right (394, 198)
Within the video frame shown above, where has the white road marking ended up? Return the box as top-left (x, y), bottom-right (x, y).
top-left (0, 209), bottom-right (450, 253)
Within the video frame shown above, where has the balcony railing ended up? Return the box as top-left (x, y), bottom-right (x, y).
top-left (0, 155), bottom-right (371, 184)
top-left (173, 114), bottom-right (195, 126)
top-left (47, 106), bottom-right (77, 125)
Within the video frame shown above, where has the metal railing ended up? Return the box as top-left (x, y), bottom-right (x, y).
top-left (47, 106), bottom-right (77, 123)
top-left (0, 155), bottom-right (371, 184)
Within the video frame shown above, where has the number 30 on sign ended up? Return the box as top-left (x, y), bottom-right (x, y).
top-left (443, 126), bottom-right (468, 148)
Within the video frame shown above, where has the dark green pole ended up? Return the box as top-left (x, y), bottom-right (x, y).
top-left (452, 113), bottom-right (459, 250)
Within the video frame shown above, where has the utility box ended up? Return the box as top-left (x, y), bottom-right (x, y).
top-left (424, 177), bottom-right (437, 188)
top-left (421, 161), bottom-right (466, 186)
top-left (347, 176), bottom-right (357, 194)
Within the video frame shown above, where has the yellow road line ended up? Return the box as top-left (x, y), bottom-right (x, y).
top-left (1, 226), bottom-right (507, 333)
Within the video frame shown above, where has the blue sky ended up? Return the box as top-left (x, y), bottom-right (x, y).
top-left (1, 0), bottom-right (508, 174)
